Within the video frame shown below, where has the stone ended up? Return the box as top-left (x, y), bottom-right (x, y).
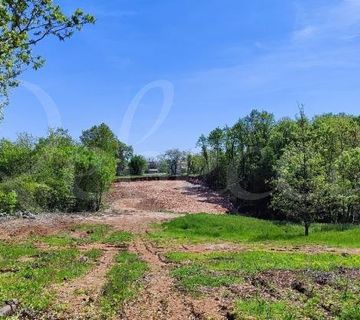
top-left (0, 300), bottom-right (19, 317)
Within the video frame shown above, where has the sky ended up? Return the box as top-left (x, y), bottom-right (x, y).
top-left (1, 0), bottom-right (360, 156)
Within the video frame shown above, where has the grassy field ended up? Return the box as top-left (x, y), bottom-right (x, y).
top-left (152, 213), bottom-right (360, 248)
top-left (0, 224), bottom-right (144, 318)
top-left (1, 213), bottom-right (359, 319)
top-left (154, 213), bottom-right (360, 319)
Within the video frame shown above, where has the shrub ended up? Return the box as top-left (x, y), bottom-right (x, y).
top-left (33, 142), bottom-right (76, 211)
top-left (74, 147), bottom-right (116, 211)
top-left (0, 138), bottom-right (33, 179)
top-left (0, 190), bottom-right (17, 213)
top-left (0, 175), bottom-right (50, 212)
top-left (128, 155), bottom-right (147, 176)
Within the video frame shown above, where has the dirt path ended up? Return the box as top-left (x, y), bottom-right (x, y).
top-left (52, 244), bottom-right (119, 319)
top-left (123, 237), bottom-right (226, 320)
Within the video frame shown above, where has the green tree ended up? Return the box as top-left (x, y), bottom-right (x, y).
top-left (117, 141), bottom-right (133, 174)
top-left (162, 149), bottom-right (185, 175)
top-left (74, 147), bottom-right (116, 211)
top-left (128, 155), bottom-right (147, 176)
top-left (0, 0), bottom-right (94, 113)
top-left (335, 148), bottom-right (360, 223)
top-left (272, 111), bottom-right (323, 236)
top-left (0, 190), bottom-right (17, 213)
top-left (80, 123), bottom-right (119, 157)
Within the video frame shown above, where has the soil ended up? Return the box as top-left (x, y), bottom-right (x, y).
top-left (109, 180), bottom-right (234, 214)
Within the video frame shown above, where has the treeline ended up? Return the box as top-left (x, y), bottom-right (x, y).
top-left (0, 123), bottom-right (132, 214)
top-left (190, 109), bottom-right (360, 232)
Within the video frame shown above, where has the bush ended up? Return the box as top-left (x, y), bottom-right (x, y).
top-left (0, 138), bottom-right (33, 179)
top-left (74, 147), bottom-right (116, 211)
top-left (0, 126), bottom-right (123, 213)
top-left (33, 141), bottom-right (76, 211)
top-left (0, 190), bottom-right (17, 213)
top-left (128, 155), bottom-right (147, 176)
top-left (0, 175), bottom-right (50, 212)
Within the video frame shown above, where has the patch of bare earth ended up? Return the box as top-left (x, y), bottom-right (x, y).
top-left (109, 180), bottom-right (233, 214)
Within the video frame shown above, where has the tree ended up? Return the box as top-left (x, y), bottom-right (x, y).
top-left (128, 155), bottom-right (147, 176)
top-left (0, 0), bottom-right (95, 113)
top-left (272, 110), bottom-right (323, 236)
top-left (335, 148), bottom-right (360, 223)
top-left (187, 153), bottom-right (206, 175)
top-left (162, 149), bottom-right (186, 175)
top-left (196, 135), bottom-right (209, 171)
top-left (80, 123), bottom-right (119, 157)
top-left (117, 141), bottom-right (133, 174)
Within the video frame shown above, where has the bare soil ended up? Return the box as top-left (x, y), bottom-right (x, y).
top-left (109, 180), bottom-right (234, 214)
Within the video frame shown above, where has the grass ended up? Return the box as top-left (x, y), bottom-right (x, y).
top-left (99, 252), bottom-right (148, 318)
top-left (0, 242), bottom-right (101, 310)
top-left (39, 224), bottom-right (132, 247)
top-left (234, 298), bottom-right (294, 320)
top-left (234, 284), bottom-right (360, 320)
top-left (152, 214), bottom-right (360, 248)
top-left (167, 250), bottom-right (360, 292)
top-left (0, 223), bottom-right (134, 316)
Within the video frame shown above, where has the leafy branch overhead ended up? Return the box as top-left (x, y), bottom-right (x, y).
top-left (0, 0), bottom-right (95, 112)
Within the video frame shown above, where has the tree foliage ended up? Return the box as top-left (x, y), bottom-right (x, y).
top-left (0, 0), bottom-right (94, 113)
top-left (194, 109), bottom-right (360, 229)
top-left (161, 149), bottom-right (186, 175)
top-left (0, 124), bottom-right (120, 214)
top-left (128, 155), bottom-right (147, 176)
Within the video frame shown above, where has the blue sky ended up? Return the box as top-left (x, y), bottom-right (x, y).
top-left (1, 0), bottom-right (360, 156)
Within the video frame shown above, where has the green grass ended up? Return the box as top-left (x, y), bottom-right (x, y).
top-left (0, 242), bottom-right (101, 310)
top-left (234, 283), bottom-right (360, 320)
top-left (167, 251), bottom-right (360, 292)
top-left (99, 252), bottom-right (147, 318)
top-left (104, 231), bottom-right (133, 246)
top-left (152, 214), bottom-right (360, 248)
top-left (0, 223), bottom-right (133, 316)
top-left (234, 298), bottom-right (295, 320)
top-left (39, 224), bottom-right (132, 247)
top-left (171, 264), bottom-right (242, 292)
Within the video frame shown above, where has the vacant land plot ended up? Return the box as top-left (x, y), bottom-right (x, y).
top-left (109, 180), bottom-right (234, 213)
top-left (0, 181), bottom-right (359, 319)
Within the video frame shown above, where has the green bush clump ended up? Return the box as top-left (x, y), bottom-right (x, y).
top-left (0, 124), bottom-right (128, 215)
top-left (0, 190), bottom-right (17, 213)
top-left (128, 155), bottom-right (147, 176)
